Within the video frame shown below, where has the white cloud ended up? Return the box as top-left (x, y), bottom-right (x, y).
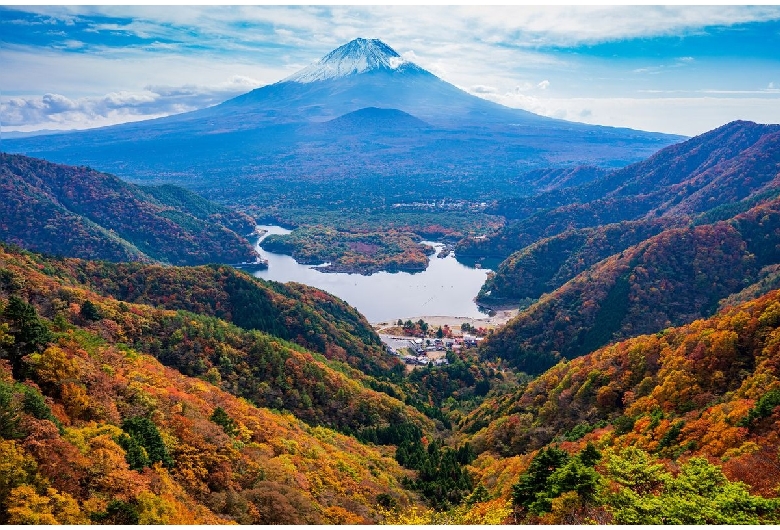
top-left (448, 5), bottom-right (780, 46)
top-left (472, 91), bottom-right (780, 136)
top-left (470, 85), bottom-right (498, 94)
top-left (18, 5), bottom-right (780, 48)
top-left (0, 76), bottom-right (262, 130)
top-left (633, 56), bottom-right (697, 76)
top-left (0, 45), bottom-right (284, 99)
top-left (537, 80), bottom-right (550, 90)
top-left (41, 93), bottom-right (78, 113)
top-left (699, 88), bottom-right (780, 94)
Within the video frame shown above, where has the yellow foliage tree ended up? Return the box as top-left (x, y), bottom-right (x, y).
top-left (6, 484), bottom-right (88, 524)
top-left (28, 345), bottom-right (80, 387)
top-left (0, 439), bottom-right (40, 523)
top-left (136, 491), bottom-right (196, 525)
top-left (323, 505), bottom-right (365, 524)
top-left (458, 498), bottom-right (514, 524)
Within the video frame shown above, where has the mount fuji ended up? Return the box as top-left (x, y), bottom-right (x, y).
top-left (283, 38), bottom-right (423, 83)
top-left (3, 38), bottom-right (682, 208)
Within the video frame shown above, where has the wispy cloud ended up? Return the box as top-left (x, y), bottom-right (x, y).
top-left (1, 76), bottom-right (262, 130)
top-left (14, 5), bottom-right (780, 48)
top-left (633, 57), bottom-right (697, 75)
top-left (698, 88), bottom-right (780, 95)
top-left (473, 92), bottom-right (780, 136)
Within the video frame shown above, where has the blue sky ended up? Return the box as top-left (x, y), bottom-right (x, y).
top-left (1, 5), bottom-right (780, 136)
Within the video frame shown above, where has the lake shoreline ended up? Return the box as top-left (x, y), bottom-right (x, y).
top-left (371, 309), bottom-right (519, 332)
top-left (254, 224), bottom-right (495, 322)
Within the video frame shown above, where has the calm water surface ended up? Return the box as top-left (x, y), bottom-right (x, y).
top-left (252, 225), bottom-right (490, 322)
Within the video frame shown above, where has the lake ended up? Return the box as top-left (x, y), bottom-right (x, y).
top-left (252, 225), bottom-right (491, 323)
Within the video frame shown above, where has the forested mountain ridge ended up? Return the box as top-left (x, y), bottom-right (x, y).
top-left (460, 120), bottom-right (780, 262)
top-left (480, 195), bottom-right (780, 374)
top-left (0, 262), bottom-right (421, 524)
top-left (466, 284), bottom-right (780, 458)
top-left (377, 285), bottom-right (780, 524)
top-left (477, 218), bottom-right (675, 307)
top-left (0, 243), bottom-right (432, 433)
top-left (463, 120), bottom-right (780, 375)
top-left (0, 153), bottom-right (257, 266)
top-left (43, 257), bottom-right (396, 377)
top-left (446, 285), bottom-right (780, 524)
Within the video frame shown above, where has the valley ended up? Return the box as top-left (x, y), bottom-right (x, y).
top-left (2, 27), bottom-right (780, 526)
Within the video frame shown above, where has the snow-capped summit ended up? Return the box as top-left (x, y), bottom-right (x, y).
top-left (285, 38), bottom-right (425, 83)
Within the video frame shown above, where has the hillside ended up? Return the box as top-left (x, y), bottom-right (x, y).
top-left (480, 196), bottom-right (780, 374)
top-left (462, 120), bottom-right (780, 374)
top-left (0, 153), bottom-right (257, 266)
top-left (0, 308), bottom-right (417, 524)
top-left (459, 121), bottom-right (780, 262)
top-left (477, 218), bottom-right (674, 307)
top-left (368, 284), bottom-right (780, 524)
top-left (0, 243), bottom-right (437, 430)
top-left (466, 286), bottom-right (780, 457)
top-left (2, 241), bottom-right (532, 523)
top-left (447, 285), bottom-right (780, 523)
top-left (49, 258), bottom-right (397, 377)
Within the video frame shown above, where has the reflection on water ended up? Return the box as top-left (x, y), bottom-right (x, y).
top-left (252, 225), bottom-right (490, 322)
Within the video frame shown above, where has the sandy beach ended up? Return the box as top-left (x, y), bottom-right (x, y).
top-left (372, 308), bottom-right (519, 333)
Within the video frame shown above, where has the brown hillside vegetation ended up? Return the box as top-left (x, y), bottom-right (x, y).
top-left (0, 243), bottom-right (443, 523)
top-left (477, 218), bottom-right (674, 307)
top-left (0, 244), bottom-right (434, 435)
top-left (378, 285), bottom-right (780, 524)
top-left (46, 258), bottom-right (398, 377)
top-left (459, 120), bottom-right (780, 262)
top-left (0, 333), bottom-right (416, 524)
top-left (449, 287), bottom-right (780, 523)
top-left (481, 196), bottom-right (780, 374)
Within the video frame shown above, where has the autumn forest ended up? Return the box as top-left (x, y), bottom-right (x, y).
top-left (0, 118), bottom-right (779, 524)
top-left (2, 14), bottom-right (780, 521)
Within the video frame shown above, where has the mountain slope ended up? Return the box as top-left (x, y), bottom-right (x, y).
top-left (480, 195), bottom-right (780, 374)
top-left (477, 218), bottom-right (675, 307)
top-left (0, 289), bottom-right (420, 524)
top-left (464, 286), bottom-right (780, 468)
top-left (447, 286), bottom-right (780, 524)
top-left (0, 243), bottom-right (434, 435)
top-left (0, 349), bottom-right (418, 524)
top-left (311, 107), bottom-right (431, 133)
top-left (377, 286), bottom-right (780, 524)
top-left (54, 259), bottom-right (397, 376)
top-left (460, 121), bottom-right (780, 263)
top-left (0, 153), bottom-right (257, 266)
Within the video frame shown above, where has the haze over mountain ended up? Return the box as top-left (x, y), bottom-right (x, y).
top-left (3, 38), bottom-right (682, 210)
